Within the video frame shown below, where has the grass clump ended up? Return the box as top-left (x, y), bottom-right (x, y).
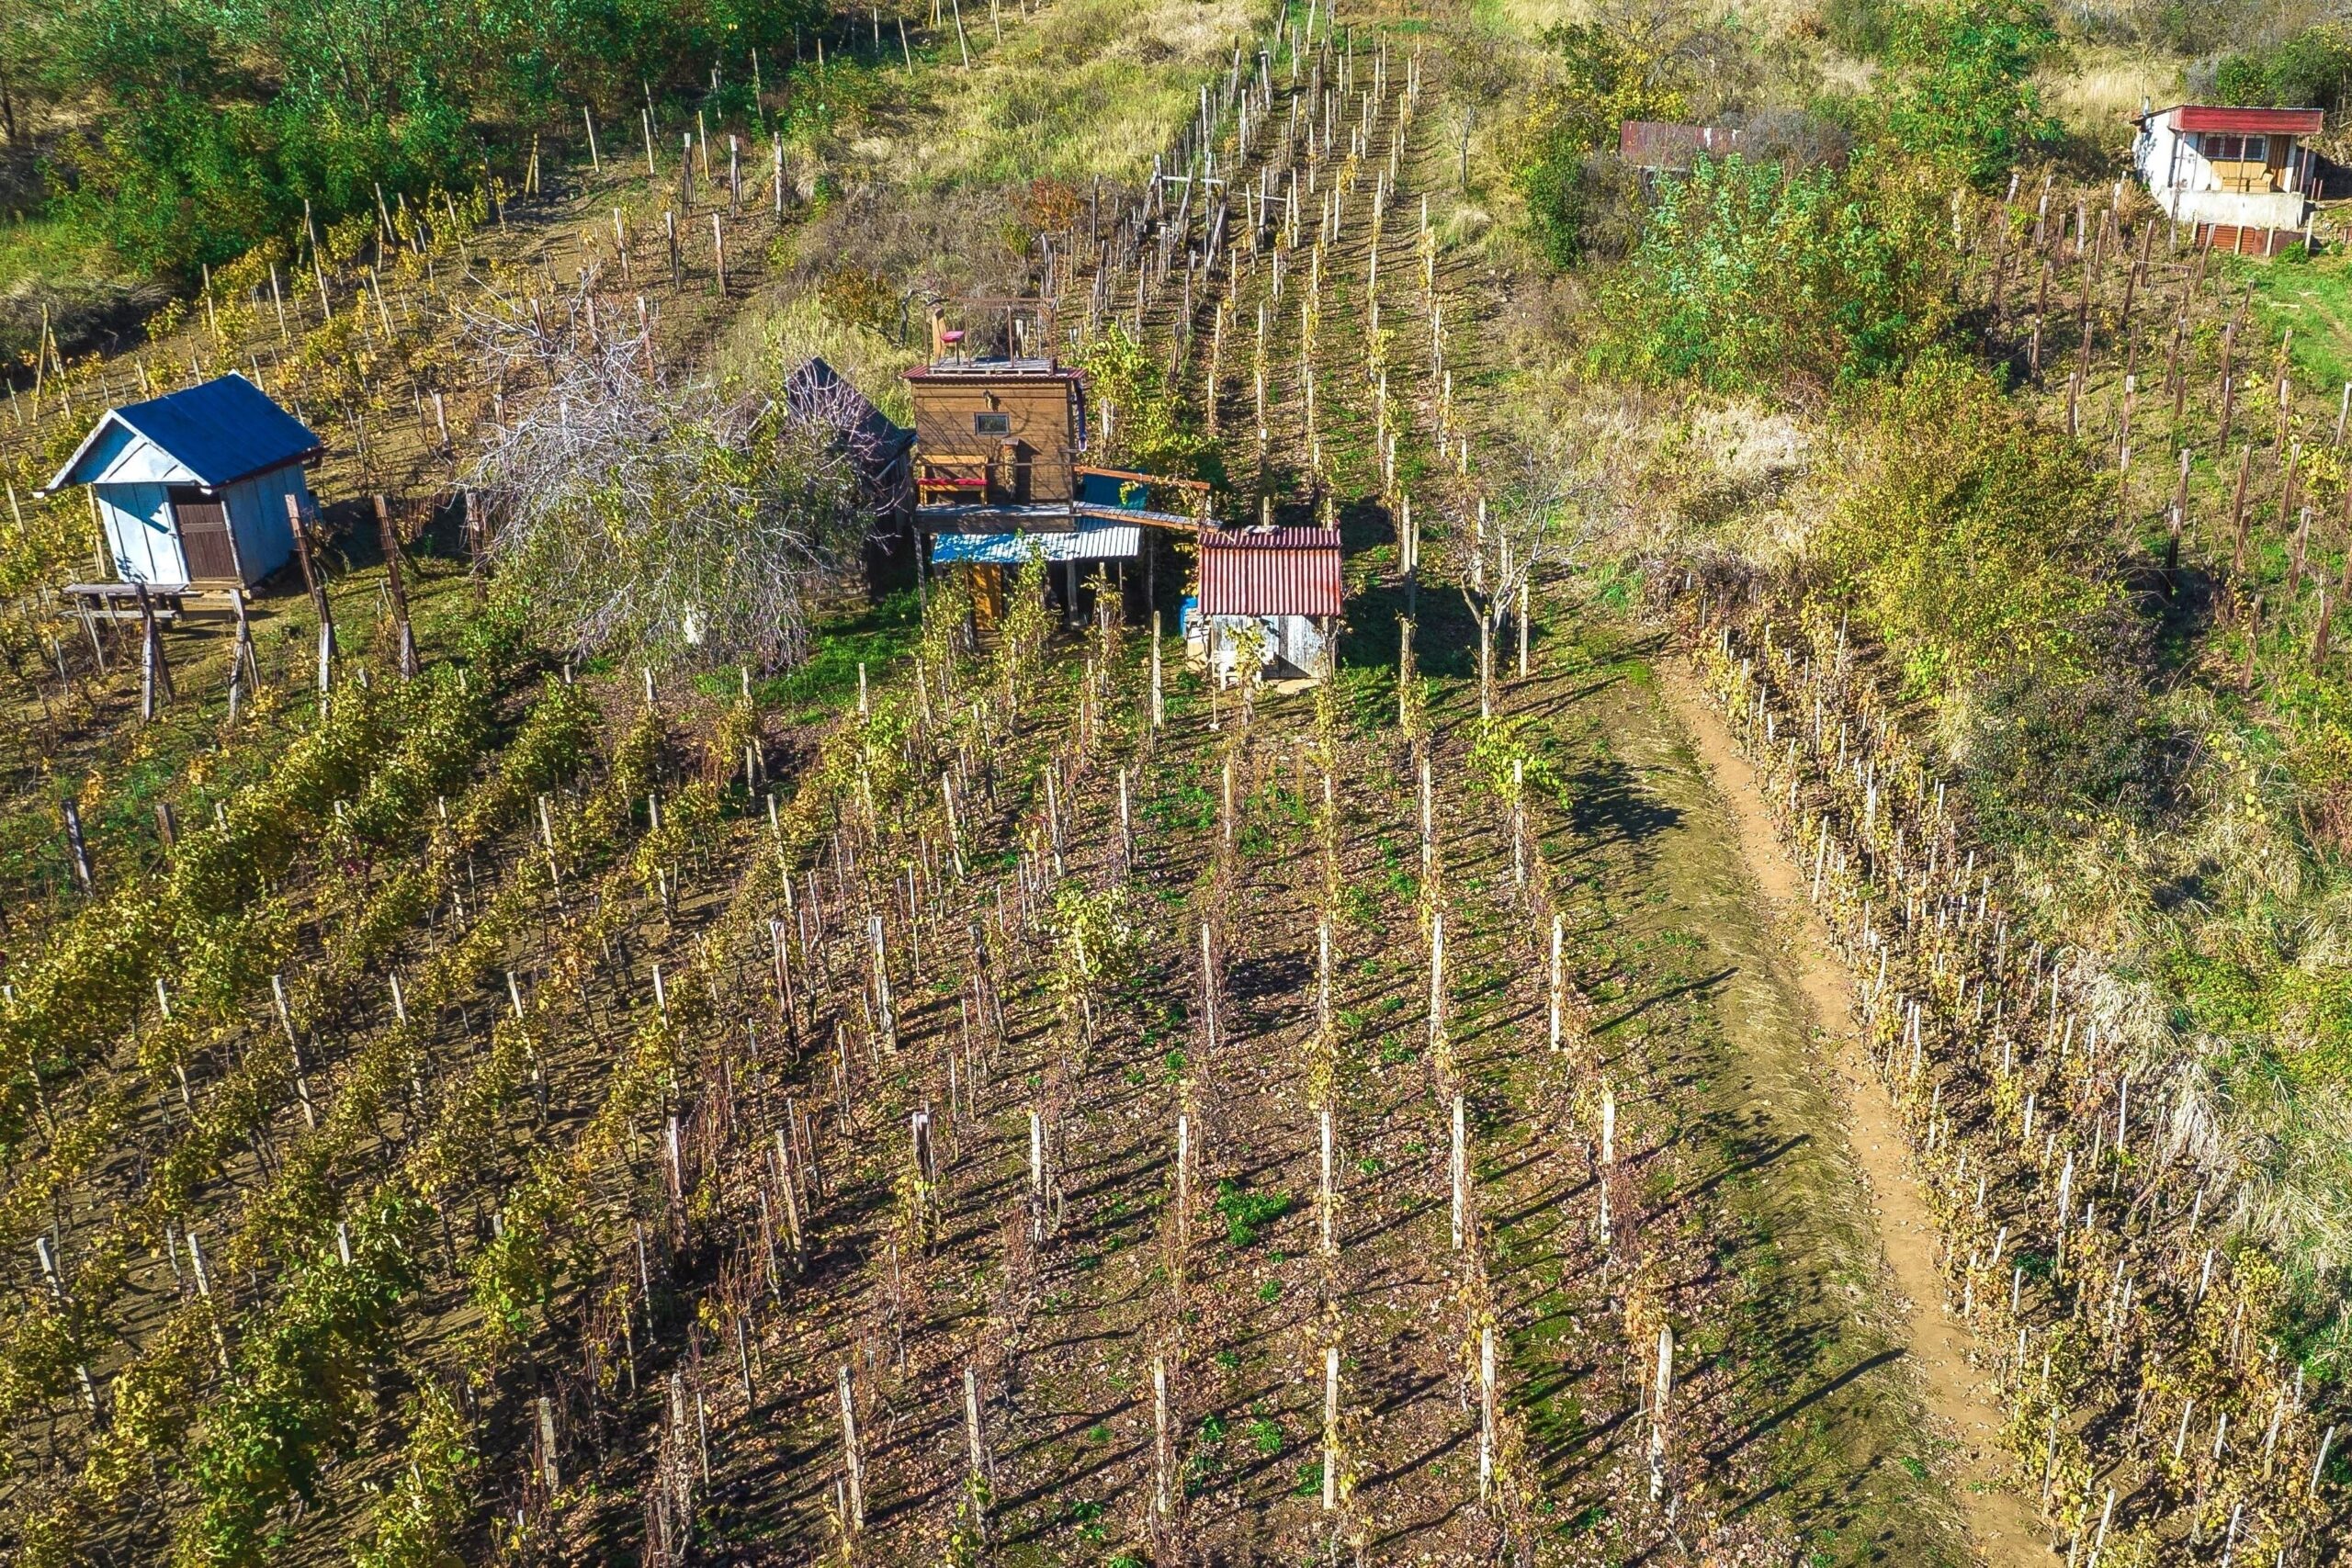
top-left (1214, 1181), bottom-right (1293, 1247)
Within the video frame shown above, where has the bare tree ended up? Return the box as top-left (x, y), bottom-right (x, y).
top-left (1459, 433), bottom-right (1592, 717)
top-left (463, 287), bottom-right (869, 672)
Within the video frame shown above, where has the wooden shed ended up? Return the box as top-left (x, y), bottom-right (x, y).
top-left (41, 373), bottom-right (322, 588)
top-left (1618, 119), bottom-right (1743, 174)
top-left (785, 356), bottom-right (917, 597)
top-left (907, 360), bottom-right (1087, 507)
top-left (1186, 525), bottom-right (1344, 682)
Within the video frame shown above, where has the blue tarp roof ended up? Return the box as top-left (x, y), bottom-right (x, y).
top-left (931, 525), bottom-right (1141, 565)
top-left (44, 373), bottom-right (322, 492)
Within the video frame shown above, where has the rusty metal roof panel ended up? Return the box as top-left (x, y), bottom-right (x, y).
top-left (1618, 119), bottom-right (1743, 170)
top-left (1198, 527), bottom-right (1342, 617)
top-left (2165, 105), bottom-right (2325, 135)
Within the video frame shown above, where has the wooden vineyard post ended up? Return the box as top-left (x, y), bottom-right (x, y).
top-left (1318, 1105), bottom-right (1335, 1254)
top-left (1174, 1111), bottom-right (1191, 1298)
top-left (465, 490), bottom-right (488, 602)
top-left (136, 583), bottom-right (172, 718)
top-left (774, 1129), bottom-right (806, 1269)
top-left (1598, 1081), bottom-right (1614, 1248)
top-left (1427, 907), bottom-right (1446, 1075)
top-left (2229, 446), bottom-right (2253, 580)
top-left (374, 495), bottom-right (417, 678)
top-left (62, 799), bottom-right (93, 893)
top-left (1029, 1109), bottom-right (1045, 1239)
top-left (1150, 611), bottom-right (1164, 731)
top-left (964, 1365), bottom-right (988, 1483)
top-left (537, 1394), bottom-right (560, 1494)
top-left (288, 493), bottom-right (334, 680)
top-left (1323, 1345), bottom-right (1341, 1511)
top-left (2219, 321), bottom-right (2238, 449)
top-left (1118, 765), bottom-right (1133, 872)
top-left (837, 1362), bottom-right (865, 1533)
top-left (2168, 447), bottom-right (2189, 584)
top-left (230, 584), bottom-right (261, 701)
top-left (1396, 615), bottom-right (1413, 731)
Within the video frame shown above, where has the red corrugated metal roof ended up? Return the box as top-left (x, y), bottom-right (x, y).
top-left (2167, 105), bottom-right (2324, 135)
top-left (1198, 527), bottom-right (1342, 618)
top-left (1618, 119), bottom-right (1742, 169)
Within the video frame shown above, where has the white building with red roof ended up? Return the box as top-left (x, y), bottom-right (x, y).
top-left (2131, 102), bottom-right (2326, 254)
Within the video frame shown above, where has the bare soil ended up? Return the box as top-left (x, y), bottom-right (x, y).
top-left (1656, 659), bottom-right (2046, 1568)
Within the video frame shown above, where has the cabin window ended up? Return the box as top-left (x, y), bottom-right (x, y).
top-left (973, 412), bottom-right (1011, 436)
top-left (2200, 132), bottom-right (2267, 163)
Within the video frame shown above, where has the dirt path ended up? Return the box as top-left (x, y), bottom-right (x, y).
top-left (1654, 660), bottom-right (2047, 1568)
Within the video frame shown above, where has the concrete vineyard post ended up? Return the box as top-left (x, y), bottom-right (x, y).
top-left (1323, 1345), bottom-right (1341, 1510)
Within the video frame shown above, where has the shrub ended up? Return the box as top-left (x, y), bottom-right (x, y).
top-left (2213, 26), bottom-right (2352, 114)
top-left (1962, 660), bottom-right (2173, 846)
top-left (1076, 323), bottom-right (1216, 482)
top-left (1814, 349), bottom-right (2120, 695)
top-left (1877, 0), bottom-right (2062, 188)
top-left (1821, 0), bottom-right (1896, 58)
top-left (1594, 152), bottom-right (1956, 398)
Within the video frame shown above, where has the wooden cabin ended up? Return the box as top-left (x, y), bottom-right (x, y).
top-left (908, 364), bottom-right (1086, 509)
top-left (909, 297), bottom-right (1209, 626)
top-left (2132, 103), bottom-right (2324, 255)
top-left (41, 374), bottom-right (322, 589)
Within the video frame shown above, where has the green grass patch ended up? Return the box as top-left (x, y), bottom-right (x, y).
top-left (2228, 247), bottom-right (2352, 393)
top-left (1214, 1181), bottom-right (1292, 1247)
top-left (707, 590), bottom-right (922, 723)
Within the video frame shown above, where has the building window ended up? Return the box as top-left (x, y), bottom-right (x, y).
top-left (974, 412), bottom-right (1011, 436)
top-left (2201, 132), bottom-right (2267, 163)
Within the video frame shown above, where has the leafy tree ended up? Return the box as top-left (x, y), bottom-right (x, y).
top-left (1515, 11), bottom-right (1710, 265)
top-left (1820, 0), bottom-right (1896, 59)
top-left (2215, 25), bottom-right (2352, 113)
top-left (467, 310), bottom-right (867, 673)
top-left (1878, 0), bottom-right (2062, 188)
top-left (1076, 322), bottom-right (1216, 482)
top-left (39, 0), bottom-right (830, 276)
top-left (1594, 152), bottom-right (1956, 398)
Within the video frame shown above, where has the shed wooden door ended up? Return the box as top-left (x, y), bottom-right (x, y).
top-left (168, 488), bottom-right (239, 582)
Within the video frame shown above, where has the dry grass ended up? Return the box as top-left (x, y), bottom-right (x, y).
top-left (854, 0), bottom-right (1261, 189)
top-left (2041, 42), bottom-right (2183, 144)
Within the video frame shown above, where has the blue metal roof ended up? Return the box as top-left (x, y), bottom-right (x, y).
top-left (44, 373), bottom-right (322, 492)
top-left (931, 525), bottom-right (1141, 565)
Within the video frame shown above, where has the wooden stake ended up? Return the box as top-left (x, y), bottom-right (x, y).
top-left (837, 1362), bottom-right (865, 1531)
top-left (373, 495), bottom-right (418, 678)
